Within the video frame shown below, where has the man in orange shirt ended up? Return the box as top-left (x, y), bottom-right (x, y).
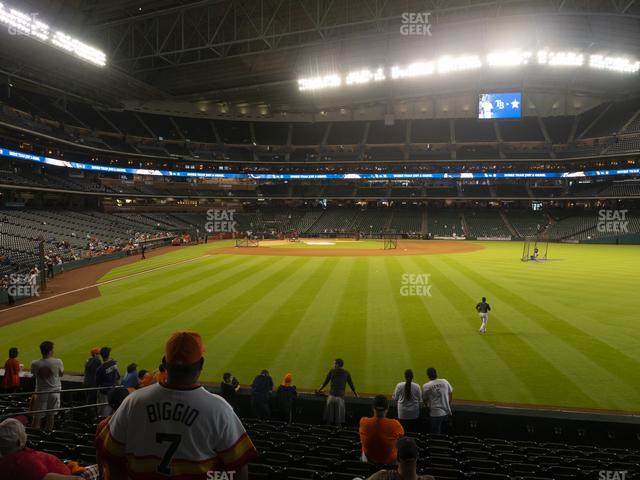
top-left (1, 347), bottom-right (21, 393)
top-left (359, 395), bottom-right (405, 465)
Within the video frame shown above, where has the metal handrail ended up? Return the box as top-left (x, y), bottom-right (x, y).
top-left (0, 386), bottom-right (108, 398)
top-left (0, 402), bottom-right (108, 422)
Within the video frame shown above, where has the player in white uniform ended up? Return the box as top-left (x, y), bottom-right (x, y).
top-left (479, 95), bottom-right (494, 119)
top-left (97, 331), bottom-right (257, 479)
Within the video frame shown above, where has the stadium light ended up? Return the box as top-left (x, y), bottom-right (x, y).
top-left (436, 55), bottom-right (482, 74)
top-left (345, 67), bottom-right (386, 85)
top-left (391, 62), bottom-right (434, 79)
top-left (487, 50), bottom-right (532, 66)
top-left (298, 74), bottom-right (341, 91)
top-left (0, 2), bottom-right (106, 67)
top-left (589, 54), bottom-right (640, 73)
top-left (298, 49), bottom-right (638, 92)
top-left (537, 50), bottom-right (583, 67)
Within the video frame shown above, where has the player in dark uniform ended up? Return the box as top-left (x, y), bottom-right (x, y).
top-left (476, 297), bottom-right (491, 334)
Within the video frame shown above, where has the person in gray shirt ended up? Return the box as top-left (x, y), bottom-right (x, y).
top-left (317, 358), bottom-right (358, 426)
top-left (30, 341), bottom-right (64, 430)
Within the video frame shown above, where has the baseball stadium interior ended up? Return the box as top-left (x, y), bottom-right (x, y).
top-left (1, 0), bottom-right (640, 479)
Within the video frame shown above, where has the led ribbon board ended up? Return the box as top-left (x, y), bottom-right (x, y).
top-left (1, 146), bottom-right (639, 181)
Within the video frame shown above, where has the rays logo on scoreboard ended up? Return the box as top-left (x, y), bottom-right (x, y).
top-left (479, 92), bottom-right (522, 119)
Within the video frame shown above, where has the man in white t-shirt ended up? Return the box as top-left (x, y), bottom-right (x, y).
top-left (422, 367), bottom-right (453, 434)
top-left (30, 341), bottom-right (64, 431)
top-left (97, 331), bottom-right (257, 479)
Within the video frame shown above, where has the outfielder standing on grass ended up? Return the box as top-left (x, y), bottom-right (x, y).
top-left (476, 296), bottom-right (491, 334)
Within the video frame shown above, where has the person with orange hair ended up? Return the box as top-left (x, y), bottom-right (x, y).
top-left (276, 373), bottom-right (297, 423)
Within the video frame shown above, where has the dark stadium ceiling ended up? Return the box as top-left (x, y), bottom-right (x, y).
top-left (0, 0), bottom-right (639, 114)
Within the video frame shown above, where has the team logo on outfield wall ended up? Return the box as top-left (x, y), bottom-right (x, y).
top-left (597, 209), bottom-right (629, 233)
top-left (400, 273), bottom-right (432, 297)
top-left (205, 209), bottom-right (237, 233)
top-left (400, 12), bottom-right (432, 36)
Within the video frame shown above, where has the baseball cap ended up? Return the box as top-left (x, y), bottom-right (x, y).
top-left (0, 418), bottom-right (25, 453)
top-left (100, 347), bottom-right (111, 358)
top-left (396, 437), bottom-right (419, 462)
top-left (373, 394), bottom-right (388, 411)
top-left (165, 331), bottom-right (205, 366)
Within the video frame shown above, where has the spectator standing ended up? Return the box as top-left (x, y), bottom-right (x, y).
top-left (95, 387), bottom-right (130, 480)
top-left (1, 347), bottom-right (21, 394)
top-left (317, 358), bottom-right (358, 426)
top-left (422, 367), bottom-right (453, 434)
top-left (220, 372), bottom-right (240, 406)
top-left (45, 256), bottom-right (54, 279)
top-left (366, 437), bottom-right (435, 480)
top-left (96, 331), bottom-right (257, 479)
top-left (359, 395), bottom-right (405, 465)
top-left (95, 347), bottom-right (120, 417)
top-left (251, 369), bottom-right (273, 420)
top-left (0, 418), bottom-right (78, 479)
top-left (83, 347), bottom-right (102, 404)
top-left (153, 363), bottom-right (167, 384)
top-left (392, 369), bottom-right (422, 433)
top-left (276, 373), bottom-right (297, 423)
top-left (29, 267), bottom-right (39, 297)
top-left (121, 364), bottom-right (139, 389)
top-left (30, 341), bottom-right (64, 431)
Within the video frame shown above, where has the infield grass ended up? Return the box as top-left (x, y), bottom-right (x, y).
top-left (1, 240), bottom-right (639, 412)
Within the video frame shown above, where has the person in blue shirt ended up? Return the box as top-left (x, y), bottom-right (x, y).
top-left (121, 363), bottom-right (139, 389)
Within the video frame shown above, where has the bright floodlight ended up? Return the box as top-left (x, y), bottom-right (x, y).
top-left (297, 49), bottom-right (638, 92)
top-left (0, 2), bottom-right (106, 66)
top-left (537, 50), bottom-right (583, 67)
top-left (487, 50), bottom-right (532, 66)
top-left (590, 55), bottom-right (640, 73)
top-left (298, 74), bottom-right (341, 91)
top-left (437, 55), bottom-right (482, 74)
top-left (345, 67), bottom-right (386, 85)
top-left (391, 62), bottom-right (434, 79)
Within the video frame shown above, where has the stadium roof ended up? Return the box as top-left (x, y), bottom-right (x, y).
top-left (0, 0), bottom-right (639, 113)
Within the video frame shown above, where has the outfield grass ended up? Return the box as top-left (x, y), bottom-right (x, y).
top-left (2, 240), bottom-right (639, 412)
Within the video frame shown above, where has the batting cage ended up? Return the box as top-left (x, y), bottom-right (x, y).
top-left (521, 233), bottom-right (550, 262)
top-left (236, 237), bottom-right (260, 247)
top-left (382, 234), bottom-right (399, 250)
